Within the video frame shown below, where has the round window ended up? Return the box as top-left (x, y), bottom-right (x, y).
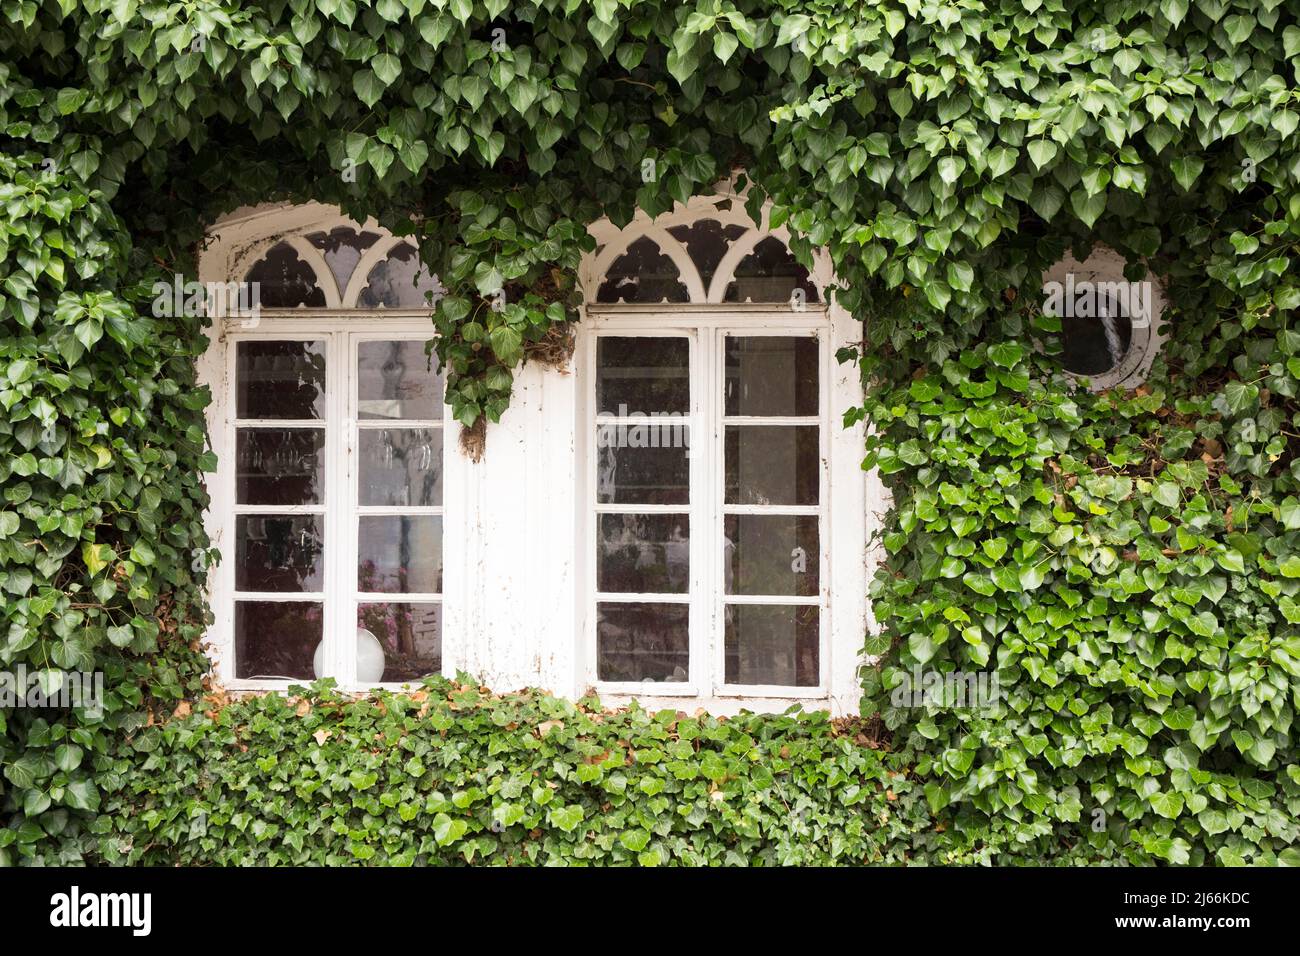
top-left (1041, 248), bottom-right (1166, 391)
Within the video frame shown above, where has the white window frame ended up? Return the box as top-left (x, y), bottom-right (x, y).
top-left (204, 314), bottom-right (451, 692)
top-left (197, 202), bottom-right (453, 692)
top-left (576, 190), bottom-right (873, 712)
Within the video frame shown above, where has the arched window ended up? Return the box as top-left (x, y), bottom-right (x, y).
top-left (577, 190), bottom-right (869, 710)
top-left (197, 203), bottom-right (446, 689)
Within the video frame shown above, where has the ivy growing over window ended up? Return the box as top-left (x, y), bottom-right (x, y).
top-left (1, 0), bottom-right (1299, 865)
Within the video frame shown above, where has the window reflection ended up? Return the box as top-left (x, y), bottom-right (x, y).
top-left (596, 602), bottom-right (689, 682)
top-left (357, 242), bottom-right (442, 308)
top-left (598, 513), bottom-right (689, 593)
top-left (358, 602), bottom-right (441, 682)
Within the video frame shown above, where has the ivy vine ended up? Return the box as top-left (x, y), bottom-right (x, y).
top-left (1, 0), bottom-right (1298, 864)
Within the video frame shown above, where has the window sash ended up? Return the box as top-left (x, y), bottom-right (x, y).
top-left (224, 326), bottom-right (446, 688)
top-left (585, 316), bottom-right (830, 698)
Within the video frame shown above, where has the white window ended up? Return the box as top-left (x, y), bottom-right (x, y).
top-left (579, 193), bottom-right (871, 705)
top-left (198, 205), bottom-right (448, 689)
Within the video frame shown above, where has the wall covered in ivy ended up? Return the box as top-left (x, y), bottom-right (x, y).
top-left (1, 0), bottom-right (1298, 865)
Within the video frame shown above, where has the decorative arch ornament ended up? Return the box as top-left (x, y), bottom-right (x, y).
top-left (580, 189), bottom-right (833, 308)
top-left (201, 201), bottom-right (442, 311)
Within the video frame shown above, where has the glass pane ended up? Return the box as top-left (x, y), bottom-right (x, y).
top-left (235, 515), bottom-right (324, 592)
top-left (236, 428), bottom-right (325, 505)
top-left (358, 515), bottom-right (442, 593)
top-left (357, 339), bottom-right (443, 420)
top-left (596, 426), bottom-right (690, 505)
top-left (596, 237), bottom-right (690, 303)
top-left (306, 227), bottom-right (382, 294)
top-left (1060, 306), bottom-right (1132, 376)
top-left (357, 602), bottom-right (441, 683)
top-left (235, 601), bottom-right (321, 680)
top-left (724, 425), bottom-right (818, 506)
top-left (725, 336), bottom-right (819, 417)
top-left (598, 513), bottom-right (689, 593)
top-left (244, 242), bottom-right (327, 308)
top-left (359, 428), bottom-right (442, 507)
top-left (596, 602), bottom-right (689, 683)
top-left (724, 604), bottom-right (819, 686)
top-left (666, 218), bottom-right (747, 291)
top-left (236, 340), bottom-right (326, 419)
top-left (357, 242), bottom-right (442, 308)
top-left (596, 337), bottom-right (689, 415)
top-left (723, 236), bottom-right (819, 304)
top-left (724, 514), bottom-right (819, 596)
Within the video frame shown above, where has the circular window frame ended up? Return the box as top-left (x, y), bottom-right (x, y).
top-left (1040, 246), bottom-right (1167, 391)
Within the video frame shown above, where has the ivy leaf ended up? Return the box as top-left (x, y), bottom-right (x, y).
top-left (353, 69), bottom-right (385, 107)
top-left (776, 15), bottom-right (811, 46)
top-left (547, 804), bottom-right (585, 833)
top-left (64, 778), bottom-right (100, 812)
top-left (937, 155), bottom-right (965, 184)
top-left (1170, 155), bottom-right (1204, 191)
top-left (1027, 140), bottom-right (1057, 169)
top-left (1018, 563), bottom-right (1046, 590)
top-left (489, 325), bottom-right (523, 366)
top-left (989, 342), bottom-right (1023, 367)
top-left (372, 53), bottom-right (401, 87)
top-left (666, 42), bottom-right (699, 85)
top-left (1149, 791), bottom-right (1185, 819)
top-left (713, 31), bottom-right (739, 64)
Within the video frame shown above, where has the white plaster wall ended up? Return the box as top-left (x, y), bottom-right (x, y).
top-left (442, 359), bottom-right (580, 698)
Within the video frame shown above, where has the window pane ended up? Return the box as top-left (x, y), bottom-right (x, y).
top-left (724, 514), bottom-right (819, 596)
top-left (357, 242), bottom-right (442, 308)
top-left (1060, 307), bottom-right (1132, 376)
top-left (357, 339), bottom-right (442, 420)
top-left (724, 336), bottom-right (819, 417)
top-left (359, 428), bottom-right (442, 507)
top-left (598, 513), bottom-right (689, 593)
top-left (596, 337), bottom-right (689, 414)
top-left (358, 602), bottom-right (441, 683)
top-left (236, 515), bottom-right (324, 592)
top-left (236, 340), bottom-right (326, 419)
top-left (724, 425), bottom-right (818, 506)
top-left (724, 604), bottom-right (819, 686)
top-left (235, 428), bottom-right (325, 505)
top-left (666, 218), bottom-right (747, 292)
top-left (596, 237), bottom-right (689, 304)
top-left (597, 602), bottom-right (689, 683)
top-left (244, 242), bottom-right (327, 308)
top-left (306, 227), bottom-right (381, 294)
top-left (358, 515), bottom-right (442, 593)
top-left (235, 601), bottom-right (321, 680)
top-left (596, 426), bottom-right (690, 505)
top-left (723, 236), bottom-right (820, 304)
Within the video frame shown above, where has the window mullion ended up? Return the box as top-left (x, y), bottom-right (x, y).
top-left (702, 326), bottom-right (720, 696)
top-left (330, 331), bottom-right (358, 686)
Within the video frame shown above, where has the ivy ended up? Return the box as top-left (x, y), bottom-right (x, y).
top-left (101, 679), bottom-right (921, 866)
top-left (2, 0), bottom-right (1300, 864)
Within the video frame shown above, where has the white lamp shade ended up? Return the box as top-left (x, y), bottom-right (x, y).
top-left (313, 627), bottom-right (386, 684)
